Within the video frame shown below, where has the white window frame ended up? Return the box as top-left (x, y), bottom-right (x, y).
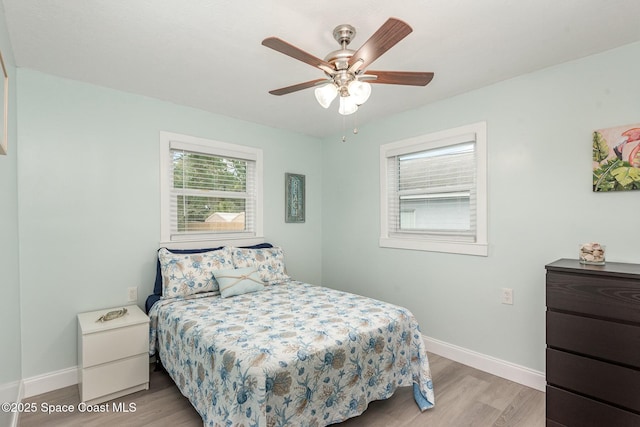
top-left (160, 131), bottom-right (264, 248)
top-left (379, 122), bottom-right (488, 256)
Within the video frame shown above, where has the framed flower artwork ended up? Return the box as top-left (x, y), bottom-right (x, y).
top-left (593, 123), bottom-right (640, 191)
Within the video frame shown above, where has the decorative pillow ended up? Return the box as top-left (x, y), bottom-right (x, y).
top-left (215, 267), bottom-right (264, 298)
top-left (158, 247), bottom-right (233, 299)
top-left (231, 246), bottom-right (291, 285)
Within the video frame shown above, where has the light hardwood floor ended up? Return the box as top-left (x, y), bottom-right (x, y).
top-left (19, 353), bottom-right (544, 427)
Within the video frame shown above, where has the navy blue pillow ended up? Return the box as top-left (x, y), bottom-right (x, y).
top-left (145, 294), bottom-right (161, 314)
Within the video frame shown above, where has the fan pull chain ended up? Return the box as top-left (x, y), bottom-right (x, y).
top-left (353, 110), bottom-right (359, 135)
top-left (340, 110), bottom-right (360, 142)
top-left (341, 114), bottom-right (347, 143)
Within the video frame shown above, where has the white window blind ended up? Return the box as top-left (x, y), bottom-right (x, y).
top-left (169, 148), bottom-right (256, 240)
top-left (379, 122), bottom-right (487, 256)
top-left (387, 142), bottom-right (476, 242)
top-left (160, 132), bottom-right (263, 246)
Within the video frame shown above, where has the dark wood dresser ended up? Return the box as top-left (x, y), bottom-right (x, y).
top-left (545, 258), bottom-right (640, 426)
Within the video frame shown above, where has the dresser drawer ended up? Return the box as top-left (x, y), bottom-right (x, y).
top-left (546, 349), bottom-right (640, 413)
top-left (80, 353), bottom-right (148, 402)
top-left (82, 323), bottom-right (148, 367)
top-left (546, 385), bottom-right (640, 427)
top-left (546, 271), bottom-right (640, 323)
top-left (547, 311), bottom-right (640, 368)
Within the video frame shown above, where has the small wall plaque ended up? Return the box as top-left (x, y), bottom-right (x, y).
top-left (0, 51), bottom-right (8, 156)
top-left (285, 173), bottom-right (305, 223)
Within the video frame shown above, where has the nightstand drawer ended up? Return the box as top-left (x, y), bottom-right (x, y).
top-left (82, 323), bottom-right (148, 367)
top-left (547, 349), bottom-right (640, 413)
top-left (546, 311), bottom-right (640, 368)
top-left (81, 353), bottom-right (148, 402)
top-left (546, 271), bottom-right (640, 323)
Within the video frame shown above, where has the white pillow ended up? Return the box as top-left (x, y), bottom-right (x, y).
top-left (215, 267), bottom-right (264, 298)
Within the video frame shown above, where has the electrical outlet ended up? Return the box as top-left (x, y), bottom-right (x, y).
top-left (127, 286), bottom-right (138, 302)
top-left (501, 288), bottom-right (513, 305)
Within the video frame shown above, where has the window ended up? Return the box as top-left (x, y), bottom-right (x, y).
top-left (160, 132), bottom-right (263, 246)
top-left (380, 122), bottom-right (487, 256)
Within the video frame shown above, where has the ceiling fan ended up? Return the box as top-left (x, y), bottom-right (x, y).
top-left (262, 17), bottom-right (434, 116)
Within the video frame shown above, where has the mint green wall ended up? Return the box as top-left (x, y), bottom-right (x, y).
top-left (0, 0), bottom-right (20, 407)
top-left (321, 41), bottom-right (640, 372)
top-left (17, 69), bottom-right (323, 377)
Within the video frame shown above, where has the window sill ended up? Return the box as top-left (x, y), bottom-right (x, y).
top-left (379, 237), bottom-right (488, 256)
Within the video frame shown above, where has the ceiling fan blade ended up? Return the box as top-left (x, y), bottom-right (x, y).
top-left (262, 37), bottom-right (334, 72)
top-left (366, 71), bottom-right (434, 86)
top-left (349, 18), bottom-right (413, 70)
top-left (268, 79), bottom-right (328, 96)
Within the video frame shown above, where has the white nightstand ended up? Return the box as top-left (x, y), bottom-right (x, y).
top-left (77, 305), bottom-right (150, 404)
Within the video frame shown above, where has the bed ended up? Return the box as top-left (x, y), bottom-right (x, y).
top-left (146, 244), bottom-right (435, 426)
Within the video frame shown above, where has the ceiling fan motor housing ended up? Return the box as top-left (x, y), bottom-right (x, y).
top-left (324, 49), bottom-right (355, 71)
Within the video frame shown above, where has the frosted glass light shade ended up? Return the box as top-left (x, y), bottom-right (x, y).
top-left (339, 96), bottom-right (358, 115)
top-left (314, 83), bottom-right (338, 108)
top-left (348, 80), bottom-right (371, 105)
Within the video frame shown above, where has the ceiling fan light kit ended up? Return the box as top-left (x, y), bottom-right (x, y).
top-left (314, 83), bottom-right (337, 109)
top-left (348, 80), bottom-right (372, 105)
top-left (315, 80), bottom-right (370, 114)
top-left (339, 95), bottom-right (358, 115)
top-left (262, 17), bottom-right (433, 117)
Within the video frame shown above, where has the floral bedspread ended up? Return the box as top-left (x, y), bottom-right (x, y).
top-left (148, 282), bottom-right (435, 426)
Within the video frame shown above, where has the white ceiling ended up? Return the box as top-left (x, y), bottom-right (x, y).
top-left (4, 0), bottom-right (640, 138)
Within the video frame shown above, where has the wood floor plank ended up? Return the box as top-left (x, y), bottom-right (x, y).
top-left (476, 376), bottom-right (525, 412)
top-left (19, 353), bottom-right (544, 426)
top-left (493, 388), bottom-right (545, 427)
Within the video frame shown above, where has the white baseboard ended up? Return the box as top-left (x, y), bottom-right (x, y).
top-left (423, 335), bottom-right (546, 392)
top-left (0, 379), bottom-right (23, 427)
top-left (0, 380), bottom-right (21, 402)
top-left (23, 366), bottom-right (78, 399)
